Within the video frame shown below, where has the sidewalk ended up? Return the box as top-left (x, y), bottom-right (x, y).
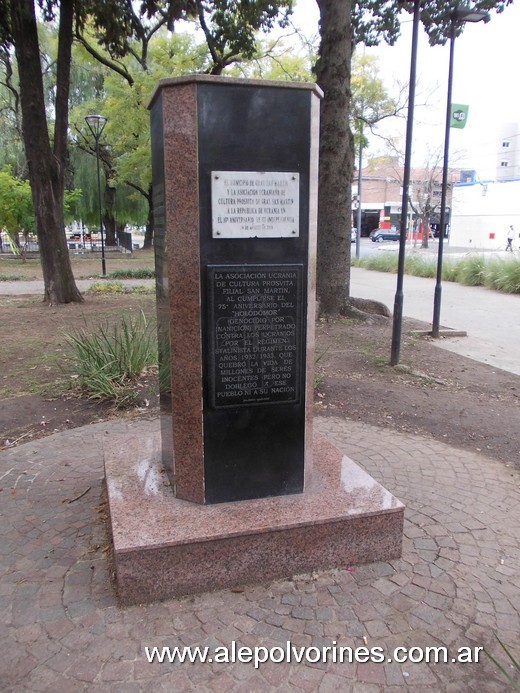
top-left (351, 267), bottom-right (520, 376)
top-left (1, 416), bottom-right (518, 690)
top-left (3, 270), bottom-right (518, 374)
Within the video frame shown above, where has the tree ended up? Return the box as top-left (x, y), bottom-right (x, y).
top-left (363, 152), bottom-right (444, 248)
top-left (229, 37), bottom-right (314, 82)
top-left (0, 0), bottom-right (197, 302)
top-left (69, 28), bottom-right (210, 249)
top-left (0, 49), bottom-right (25, 176)
top-left (72, 2), bottom-right (294, 248)
top-left (314, 0), bottom-right (352, 315)
top-left (314, 0), bottom-right (513, 315)
top-left (0, 166), bottom-right (34, 254)
top-left (0, 0), bottom-right (83, 303)
top-left (407, 152), bottom-right (442, 249)
top-left (350, 53), bottom-right (405, 250)
top-left (351, 53), bottom-right (403, 134)
top-left (195, 0), bottom-right (292, 74)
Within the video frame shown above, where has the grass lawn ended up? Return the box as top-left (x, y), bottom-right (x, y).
top-left (0, 248), bottom-right (156, 281)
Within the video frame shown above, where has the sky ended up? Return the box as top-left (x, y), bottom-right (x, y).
top-left (286, 0), bottom-right (520, 178)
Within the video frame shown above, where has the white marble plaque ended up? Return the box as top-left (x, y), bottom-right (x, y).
top-left (211, 171), bottom-right (300, 238)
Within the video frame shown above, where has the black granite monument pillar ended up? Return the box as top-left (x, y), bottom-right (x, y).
top-left (149, 76), bottom-right (321, 504)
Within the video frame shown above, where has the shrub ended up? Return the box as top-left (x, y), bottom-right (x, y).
top-left (405, 255), bottom-right (436, 278)
top-left (441, 258), bottom-right (459, 282)
top-left (0, 274), bottom-right (23, 281)
top-left (484, 258), bottom-right (520, 294)
top-left (89, 281), bottom-right (126, 293)
top-left (352, 252), bottom-right (520, 294)
top-left (352, 253), bottom-right (398, 273)
top-left (66, 311), bottom-right (157, 407)
top-left (107, 268), bottom-right (155, 279)
top-left (454, 255), bottom-right (486, 286)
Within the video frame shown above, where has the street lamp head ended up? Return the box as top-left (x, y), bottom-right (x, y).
top-left (85, 114), bottom-right (108, 140)
top-left (453, 7), bottom-right (490, 24)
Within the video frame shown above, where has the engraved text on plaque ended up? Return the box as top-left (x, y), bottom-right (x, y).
top-left (211, 171), bottom-right (299, 238)
top-left (208, 265), bottom-right (303, 407)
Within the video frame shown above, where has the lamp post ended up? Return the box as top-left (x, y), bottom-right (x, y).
top-left (355, 121), bottom-right (363, 260)
top-left (390, 0), bottom-right (421, 366)
top-left (432, 7), bottom-right (489, 338)
top-left (85, 114), bottom-right (108, 277)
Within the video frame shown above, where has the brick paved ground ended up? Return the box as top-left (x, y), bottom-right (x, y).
top-left (1, 416), bottom-right (519, 691)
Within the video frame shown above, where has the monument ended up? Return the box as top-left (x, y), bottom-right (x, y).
top-left (104, 76), bottom-right (404, 605)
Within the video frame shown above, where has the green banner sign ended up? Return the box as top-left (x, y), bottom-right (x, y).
top-left (450, 104), bottom-right (469, 129)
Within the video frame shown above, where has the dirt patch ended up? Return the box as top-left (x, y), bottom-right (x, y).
top-left (1, 292), bottom-right (519, 469)
top-left (0, 293), bottom-right (158, 449)
top-left (315, 315), bottom-right (520, 469)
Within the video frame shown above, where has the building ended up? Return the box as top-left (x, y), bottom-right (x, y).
top-left (495, 122), bottom-right (520, 180)
top-left (353, 157), bottom-right (458, 238)
top-left (451, 178), bottom-right (520, 248)
top-left (449, 122), bottom-right (520, 248)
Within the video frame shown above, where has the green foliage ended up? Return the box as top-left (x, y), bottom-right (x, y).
top-left (353, 253), bottom-right (520, 294)
top-left (66, 311), bottom-right (157, 407)
top-left (352, 0), bottom-right (402, 47)
top-left (314, 346), bottom-right (331, 389)
top-left (198, 0), bottom-right (293, 72)
top-left (351, 53), bottom-right (397, 141)
top-left (128, 284), bottom-right (155, 294)
top-left (69, 29), bottom-right (210, 227)
top-left (0, 167), bottom-right (35, 241)
top-left (440, 258), bottom-right (458, 282)
top-left (88, 280), bottom-right (154, 294)
top-left (63, 188), bottom-right (83, 224)
top-left (107, 268), bottom-right (155, 279)
top-left (228, 38), bottom-right (314, 81)
top-left (455, 255), bottom-right (487, 286)
top-left (352, 253), bottom-right (398, 273)
top-left (88, 281), bottom-right (126, 293)
top-left (0, 274), bottom-right (23, 281)
top-left (404, 255), bottom-right (436, 278)
top-left (352, 0), bottom-right (513, 48)
top-left (483, 258), bottom-right (520, 293)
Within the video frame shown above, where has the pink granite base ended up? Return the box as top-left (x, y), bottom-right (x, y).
top-left (104, 427), bottom-right (404, 606)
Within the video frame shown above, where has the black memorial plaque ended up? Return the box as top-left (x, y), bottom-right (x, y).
top-left (208, 265), bottom-right (303, 408)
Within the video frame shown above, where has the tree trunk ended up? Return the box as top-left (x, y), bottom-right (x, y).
top-left (10, 0), bottom-right (82, 303)
top-left (421, 217), bottom-right (429, 248)
top-left (104, 212), bottom-right (116, 246)
top-left (315, 0), bottom-right (353, 315)
top-left (143, 184), bottom-right (154, 249)
top-left (104, 183), bottom-right (117, 246)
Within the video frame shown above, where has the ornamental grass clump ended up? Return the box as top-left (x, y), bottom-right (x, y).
top-left (66, 311), bottom-right (157, 407)
top-left (107, 268), bottom-right (155, 279)
top-left (483, 258), bottom-right (520, 294)
top-left (404, 255), bottom-right (436, 278)
top-left (454, 255), bottom-right (487, 286)
top-left (352, 253), bottom-right (398, 273)
top-left (352, 251), bottom-right (519, 294)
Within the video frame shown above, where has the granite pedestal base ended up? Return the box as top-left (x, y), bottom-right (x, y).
top-left (104, 425), bottom-right (404, 606)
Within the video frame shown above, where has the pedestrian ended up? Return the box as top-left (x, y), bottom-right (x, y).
top-left (506, 225), bottom-right (514, 252)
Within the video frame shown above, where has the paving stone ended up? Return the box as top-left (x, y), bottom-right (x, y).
top-left (1, 416), bottom-right (519, 691)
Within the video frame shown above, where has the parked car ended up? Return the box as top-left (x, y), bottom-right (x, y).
top-left (69, 232), bottom-right (92, 241)
top-left (370, 229), bottom-right (401, 243)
